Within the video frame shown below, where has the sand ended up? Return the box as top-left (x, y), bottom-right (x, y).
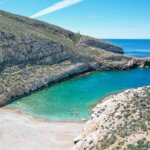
top-left (0, 108), bottom-right (84, 150)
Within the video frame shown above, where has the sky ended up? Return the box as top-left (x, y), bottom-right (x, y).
top-left (0, 0), bottom-right (150, 39)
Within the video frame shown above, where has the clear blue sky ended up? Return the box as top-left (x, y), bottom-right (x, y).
top-left (0, 0), bottom-right (150, 39)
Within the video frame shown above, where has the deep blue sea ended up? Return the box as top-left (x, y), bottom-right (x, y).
top-left (7, 39), bottom-right (150, 121)
top-left (106, 39), bottom-right (150, 57)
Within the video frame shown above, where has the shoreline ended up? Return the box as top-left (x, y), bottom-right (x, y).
top-left (1, 67), bottom-right (149, 108)
top-left (0, 66), bottom-right (94, 107)
top-left (4, 68), bottom-right (150, 123)
top-left (3, 106), bottom-right (87, 123)
top-left (1, 57), bottom-right (150, 107)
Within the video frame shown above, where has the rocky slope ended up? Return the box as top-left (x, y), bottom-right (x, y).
top-left (0, 10), bottom-right (150, 106)
top-left (73, 86), bottom-right (150, 150)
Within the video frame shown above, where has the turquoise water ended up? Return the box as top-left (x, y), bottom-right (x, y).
top-left (8, 68), bottom-right (150, 121)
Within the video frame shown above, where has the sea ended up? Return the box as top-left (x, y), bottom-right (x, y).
top-left (106, 39), bottom-right (150, 57)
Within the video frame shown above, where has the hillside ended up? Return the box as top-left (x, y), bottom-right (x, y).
top-left (73, 86), bottom-right (150, 150)
top-left (0, 10), bottom-right (150, 106)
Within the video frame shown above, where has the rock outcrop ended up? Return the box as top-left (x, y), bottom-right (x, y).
top-left (79, 36), bottom-right (124, 54)
top-left (73, 86), bottom-right (150, 150)
top-left (0, 10), bottom-right (150, 106)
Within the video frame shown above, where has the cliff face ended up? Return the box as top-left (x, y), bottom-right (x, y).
top-left (0, 31), bottom-right (71, 69)
top-left (0, 10), bottom-right (123, 68)
top-left (0, 10), bottom-right (150, 105)
top-left (73, 86), bottom-right (150, 150)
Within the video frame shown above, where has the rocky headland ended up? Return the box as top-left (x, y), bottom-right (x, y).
top-left (73, 86), bottom-right (150, 150)
top-left (0, 10), bottom-right (150, 106)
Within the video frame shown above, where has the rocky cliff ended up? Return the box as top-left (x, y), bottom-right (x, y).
top-left (0, 10), bottom-right (150, 106)
top-left (0, 10), bottom-right (123, 68)
top-left (73, 86), bottom-right (150, 150)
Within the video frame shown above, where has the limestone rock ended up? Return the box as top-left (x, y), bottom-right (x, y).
top-left (73, 86), bottom-right (150, 150)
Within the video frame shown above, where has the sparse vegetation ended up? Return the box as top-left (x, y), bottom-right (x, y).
top-left (71, 32), bottom-right (82, 42)
top-left (74, 87), bottom-right (150, 150)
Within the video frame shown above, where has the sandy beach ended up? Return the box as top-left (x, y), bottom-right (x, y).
top-left (0, 108), bottom-right (84, 150)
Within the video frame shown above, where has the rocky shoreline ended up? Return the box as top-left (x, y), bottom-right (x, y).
top-left (73, 86), bottom-right (150, 150)
top-left (0, 58), bottom-right (150, 106)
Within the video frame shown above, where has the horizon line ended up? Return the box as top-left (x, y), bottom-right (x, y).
top-left (102, 38), bottom-right (150, 40)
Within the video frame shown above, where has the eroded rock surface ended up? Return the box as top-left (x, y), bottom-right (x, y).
top-left (73, 86), bottom-right (150, 150)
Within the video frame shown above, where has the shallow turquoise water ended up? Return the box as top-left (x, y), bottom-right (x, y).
top-left (8, 69), bottom-right (150, 121)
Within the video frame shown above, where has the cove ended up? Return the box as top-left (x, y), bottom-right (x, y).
top-left (7, 68), bottom-right (150, 121)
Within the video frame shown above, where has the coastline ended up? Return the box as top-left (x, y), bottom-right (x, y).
top-left (0, 64), bottom-right (94, 107)
top-left (4, 106), bottom-right (88, 123)
top-left (0, 107), bottom-right (84, 150)
top-left (5, 68), bottom-right (150, 123)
